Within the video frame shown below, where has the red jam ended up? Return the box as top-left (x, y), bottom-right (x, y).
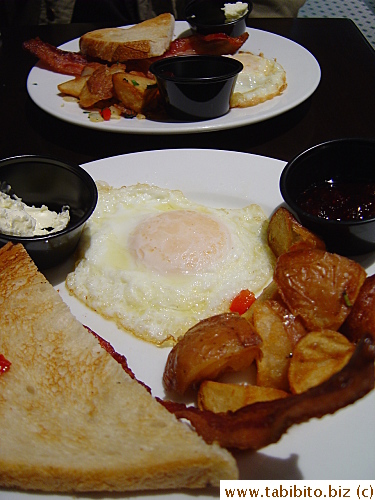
top-left (296, 180), bottom-right (375, 221)
top-left (0, 354), bottom-right (11, 374)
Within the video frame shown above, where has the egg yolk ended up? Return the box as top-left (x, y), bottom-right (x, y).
top-left (130, 210), bottom-right (232, 274)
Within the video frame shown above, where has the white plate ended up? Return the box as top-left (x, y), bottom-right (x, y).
top-left (27, 23), bottom-right (321, 134)
top-left (4, 150), bottom-right (375, 500)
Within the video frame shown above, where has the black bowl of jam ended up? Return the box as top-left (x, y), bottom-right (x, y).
top-left (280, 138), bottom-right (375, 256)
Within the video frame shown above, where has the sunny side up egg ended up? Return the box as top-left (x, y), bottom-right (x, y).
top-left (228, 52), bottom-right (287, 108)
top-left (66, 183), bottom-right (275, 346)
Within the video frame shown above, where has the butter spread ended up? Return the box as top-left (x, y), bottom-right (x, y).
top-left (222, 2), bottom-right (249, 21)
top-left (0, 190), bottom-right (70, 237)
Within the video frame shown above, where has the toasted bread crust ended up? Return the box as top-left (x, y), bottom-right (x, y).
top-left (80, 14), bottom-right (175, 62)
top-left (0, 243), bottom-right (238, 492)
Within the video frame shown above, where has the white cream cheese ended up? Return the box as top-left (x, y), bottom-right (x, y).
top-left (222, 2), bottom-right (249, 21)
top-left (0, 191), bottom-right (70, 237)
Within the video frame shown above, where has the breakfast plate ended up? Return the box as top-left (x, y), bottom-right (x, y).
top-left (4, 150), bottom-right (374, 500)
top-left (26, 23), bottom-right (321, 134)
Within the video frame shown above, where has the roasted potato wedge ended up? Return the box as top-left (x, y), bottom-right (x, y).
top-left (113, 71), bottom-right (158, 114)
top-left (198, 380), bottom-right (288, 413)
top-left (289, 330), bottom-right (355, 394)
top-left (274, 249), bottom-right (366, 331)
top-left (251, 300), bottom-right (294, 391)
top-left (57, 62), bottom-right (111, 97)
top-left (163, 313), bottom-right (262, 394)
top-left (58, 75), bottom-right (90, 97)
top-left (78, 64), bottom-right (127, 108)
top-left (267, 207), bottom-right (325, 257)
top-left (272, 299), bottom-right (307, 348)
top-left (242, 280), bottom-right (282, 323)
top-left (78, 66), bottom-right (116, 107)
top-left (340, 274), bottom-right (375, 342)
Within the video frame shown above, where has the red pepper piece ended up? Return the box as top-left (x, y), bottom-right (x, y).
top-left (0, 354), bottom-right (11, 374)
top-left (101, 107), bottom-right (111, 121)
top-left (230, 289), bottom-right (256, 315)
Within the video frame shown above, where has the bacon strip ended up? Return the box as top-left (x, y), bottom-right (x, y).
top-left (23, 32), bottom-right (248, 77)
top-left (160, 334), bottom-right (375, 450)
top-left (126, 32), bottom-right (249, 73)
top-left (163, 32), bottom-right (249, 57)
top-left (86, 326), bottom-right (152, 393)
top-left (23, 37), bottom-right (88, 75)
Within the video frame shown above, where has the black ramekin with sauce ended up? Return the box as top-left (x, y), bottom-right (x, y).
top-left (280, 138), bottom-right (375, 256)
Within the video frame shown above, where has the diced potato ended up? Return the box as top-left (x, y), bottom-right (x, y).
top-left (78, 65), bottom-right (121, 108)
top-left (78, 82), bottom-right (101, 108)
top-left (58, 75), bottom-right (90, 97)
top-left (251, 300), bottom-right (294, 391)
top-left (113, 72), bottom-right (158, 114)
top-left (267, 207), bottom-right (325, 257)
top-left (274, 248), bottom-right (366, 331)
top-left (273, 299), bottom-right (307, 348)
top-left (242, 280), bottom-right (282, 324)
top-left (198, 380), bottom-right (288, 413)
top-left (243, 284), bottom-right (306, 349)
top-left (163, 313), bottom-right (262, 395)
top-left (340, 274), bottom-right (375, 342)
top-left (58, 64), bottom-right (127, 106)
top-left (288, 330), bottom-right (355, 394)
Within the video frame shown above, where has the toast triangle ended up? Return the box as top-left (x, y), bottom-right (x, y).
top-left (79, 13), bottom-right (175, 62)
top-left (0, 243), bottom-right (238, 492)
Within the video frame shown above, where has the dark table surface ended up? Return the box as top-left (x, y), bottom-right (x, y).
top-left (1, 18), bottom-right (374, 167)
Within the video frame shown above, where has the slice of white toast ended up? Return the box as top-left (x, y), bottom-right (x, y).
top-left (79, 13), bottom-right (175, 62)
top-left (0, 242), bottom-right (238, 492)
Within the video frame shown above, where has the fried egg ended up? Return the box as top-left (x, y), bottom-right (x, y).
top-left (228, 52), bottom-right (287, 108)
top-left (66, 183), bottom-right (275, 346)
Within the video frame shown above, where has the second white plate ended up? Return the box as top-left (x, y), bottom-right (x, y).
top-left (27, 23), bottom-right (321, 134)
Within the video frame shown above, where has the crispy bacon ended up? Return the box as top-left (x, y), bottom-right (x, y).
top-left (160, 334), bottom-right (375, 450)
top-left (86, 326), bottom-right (152, 393)
top-left (163, 32), bottom-right (249, 57)
top-left (126, 32), bottom-right (249, 74)
top-left (23, 32), bottom-right (248, 77)
top-left (23, 37), bottom-right (88, 76)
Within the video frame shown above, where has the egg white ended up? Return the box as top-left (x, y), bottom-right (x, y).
top-left (66, 183), bottom-right (275, 346)
top-left (229, 52), bottom-right (287, 108)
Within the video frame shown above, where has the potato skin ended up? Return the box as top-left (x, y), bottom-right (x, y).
top-left (79, 64), bottom-right (124, 107)
top-left (274, 249), bottom-right (366, 331)
top-left (340, 274), bottom-right (375, 342)
top-left (113, 72), bottom-right (158, 113)
top-left (267, 207), bottom-right (325, 257)
top-left (163, 313), bottom-right (262, 395)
